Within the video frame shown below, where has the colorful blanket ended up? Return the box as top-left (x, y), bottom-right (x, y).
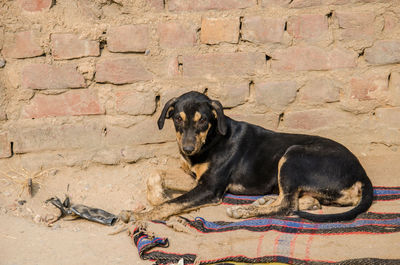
top-left (132, 187), bottom-right (400, 264)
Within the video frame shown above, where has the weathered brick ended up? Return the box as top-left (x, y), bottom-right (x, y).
top-left (350, 72), bottom-right (388, 101)
top-left (364, 40), bottom-right (400, 65)
top-left (383, 13), bottom-right (398, 35)
top-left (287, 14), bottom-right (329, 42)
top-left (106, 117), bottom-right (175, 146)
top-left (225, 111), bottom-right (279, 129)
top-left (52, 33), bottom-right (99, 60)
top-left (19, 0), bottom-right (53, 12)
top-left (208, 82), bottom-right (249, 108)
top-left (0, 133), bottom-right (11, 158)
top-left (261, 0), bottom-right (291, 7)
top-left (95, 58), bottom-right (152, 84)
top-left (2, 30), bottom-right (43, 59)
top-left (9, 119), bottom-right (105, 153)
top-left (255, 80), bottom-right (298, 112)
top-left (375, 107), bottom-right (400, 128)
top-left (388, 72), bottom-right (400, 106)
top-left (272, 46), bottom-right (357, 72)
top-left (336, 12), bottom-right (376, 41)
top-left (289, 0), bottom-right (322, 8)
top-left (182, 52), bottom-right (265, 78)
top-left (158, 22), bottom-right (196, 48)
top-left (107, 24), bottom-right (149, 53)
top-left (300, 78), bottom-right (339, 104)
top-left (201, 17), bottom-right (240, 44)
top-left (0, 27), bottom-right (4, 50)
top-left (22, 90), bottom-right (104, 118)
top-left (115, 89), bottom-right (156, 115)
top-left (22, 64), bottom-right (85, 90)
top-left (283, 109), bottom-right (350, 131)
top-left (148, 0), bottom-right (164, 10)
top-left (241, 16), bottom-right (285, 44)
top-left (168, 0), bottom-right (255, 11)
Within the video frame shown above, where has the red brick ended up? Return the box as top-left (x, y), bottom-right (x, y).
top-left (19, 0), bottom-right (52, 12)
top-left (271, 46), bottom-right (357, 72)
top-left (336, 12), bottom-right (376, 41)
top-left (255, 80), bottom-right (298, 112)
top-left (201, 17), bottom-right (240, 44)
top-left (168, 0), bottom-right (255, 11)
top-left (2, 30), bottom-right (43, 59)
top-left (107, 24), bottom-right (149, 53)
top-left (300, 78), bottom-right (339, 104)
top-left (182, 52), bottom-right (265, 78)
top-left (364, 40), bottom-right (400, 65)
top-left (52, 33), bottom-right (99, 60)
top-left (95, 58), bottom-right (152, 84)
top-left (158, 22), bottom-right (196, 48)
top-left (350, 72), bottom-right (388, 101)
top-left (115, 89), bottom-right (156, 115)
top-left (388, 72), bottom-right (400, 106)
top-left (375, 107), bottom-right (400, 128)
top-left (283, 109), bottom-right (350, 131)
top-left (22, 90), bottom-right (104, 118)
top-left (287, 14), bottom-right (329, 42)
top-left (241, 16), bottom-right (285, 44)
top-left (22, 64), bottom-right (85, 90)
top-left (0, 133), bottom-right (11, 158)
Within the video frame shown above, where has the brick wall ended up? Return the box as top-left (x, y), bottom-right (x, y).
top-left (0, 0), bottom-right (399, 170)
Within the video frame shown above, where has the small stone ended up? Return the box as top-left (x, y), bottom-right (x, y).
top-left (0, 59), bottom-right (5, 68)
top-left (33, 214), bottom-right (42, 223)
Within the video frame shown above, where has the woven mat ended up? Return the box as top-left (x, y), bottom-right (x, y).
top-left (132, 187), bottom-right (400, 264)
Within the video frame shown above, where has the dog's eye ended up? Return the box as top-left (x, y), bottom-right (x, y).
top-left (175, 116), bottom-right (183, 123)
top-left (199, 117), bottom-right (207, 125)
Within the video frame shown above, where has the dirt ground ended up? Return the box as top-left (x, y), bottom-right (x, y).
top-left (1, 148), bottom-right (400, 265)
top-left (0, 160), bottom-right (162, 265)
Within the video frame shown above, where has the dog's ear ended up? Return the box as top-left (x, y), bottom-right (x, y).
top-left (158, 97), bottom-right (178, 130)
top-left (210, 100), bottom-right (227, 135)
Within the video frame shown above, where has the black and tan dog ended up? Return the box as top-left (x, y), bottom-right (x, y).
top-left (134, 91), bottom-right (373, 222)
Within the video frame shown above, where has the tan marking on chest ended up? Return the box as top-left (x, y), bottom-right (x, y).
top-left (191, 162), bottom-right (209, 182)
top-left (180, 155), bottom-right (192, 175)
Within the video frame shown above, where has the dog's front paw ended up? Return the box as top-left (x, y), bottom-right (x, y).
top-left (226, 205), bottom-right (256, 219)
top-left (147, 172), bottom-right (169, 206)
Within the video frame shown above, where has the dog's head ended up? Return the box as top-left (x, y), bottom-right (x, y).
top-left (158, 91), bottom-right (227, 156)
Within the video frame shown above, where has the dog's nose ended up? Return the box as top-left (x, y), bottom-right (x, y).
top-left (183, 145), bottom-right (195, 154)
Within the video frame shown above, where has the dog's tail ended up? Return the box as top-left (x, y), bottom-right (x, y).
top-left (294, 176), bottom-right (374, 222)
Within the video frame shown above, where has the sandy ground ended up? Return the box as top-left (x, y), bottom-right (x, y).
top-left (1, 147), bottom-right (400, 265)
top-left (0, 161), bottom-right (159, 265)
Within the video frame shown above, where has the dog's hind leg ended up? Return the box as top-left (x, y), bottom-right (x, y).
top-left (227, 156), bottom-right (296, 219)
